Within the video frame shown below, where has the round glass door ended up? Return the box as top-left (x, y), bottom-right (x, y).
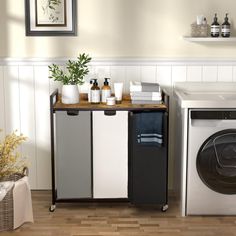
top-left (197, 129), bottom-right (236, 194)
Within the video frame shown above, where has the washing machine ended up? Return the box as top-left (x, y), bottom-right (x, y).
top-left (187, 109), bottom-right (236, 215)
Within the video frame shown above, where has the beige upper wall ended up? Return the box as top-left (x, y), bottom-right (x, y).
top-left (1, 0), bottom-right (236, 58)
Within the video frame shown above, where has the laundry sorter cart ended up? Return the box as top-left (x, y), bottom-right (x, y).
top-left (49, 89), bottom-right (169, 212)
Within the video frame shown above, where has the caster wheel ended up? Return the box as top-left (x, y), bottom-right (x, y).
top-left (49, 205), bottom-right (56, 212)
top-left (161, 204), bottom-right (168, 212)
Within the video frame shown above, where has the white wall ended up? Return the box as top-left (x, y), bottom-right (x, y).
top-left (1, 58), bottom-right (236, 189)
top-left (1, 0), bottom-right (236, 190)
top-left (1, 0), bottom-right (236, 58)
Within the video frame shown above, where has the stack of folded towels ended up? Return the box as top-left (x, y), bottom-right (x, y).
top-left (130, 81), bottom-right (162, 104)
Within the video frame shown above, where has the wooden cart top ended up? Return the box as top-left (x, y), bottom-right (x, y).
top-left (52, 93), bottom-right (168, 112)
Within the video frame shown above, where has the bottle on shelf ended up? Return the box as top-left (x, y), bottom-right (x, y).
top-left (91, 79), bottom-right (100, 104)
top-left (88, 79), bottom-right (93, 102)
top-left (101, 78), bottom-right (111, 103)
top-left (211, 13), bottom-right (220, 37)
top-left (222, 13), bottom-right (230, 37)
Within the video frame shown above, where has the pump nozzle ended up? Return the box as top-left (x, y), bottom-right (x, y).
top-left (90, 78), bottom-right (98, 85)
top-left (93, 79), bottom-right (98, 86)
top-left (104, 78), bottom-right (110, 85)
top-left (225, 13), bottom-right (229, 21)
top-left (214, 13), bottom-right (218, 21)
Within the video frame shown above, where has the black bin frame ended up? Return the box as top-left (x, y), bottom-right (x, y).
top-left (128, 111), bottom-right (169, 210)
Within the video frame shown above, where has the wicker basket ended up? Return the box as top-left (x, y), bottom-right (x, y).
top-left (0, 169), bottom-right (27, 232)
top-left (191, 23), bottom-right (209, 37)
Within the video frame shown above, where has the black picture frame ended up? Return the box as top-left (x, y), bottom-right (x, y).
top-left (25, 0), bottom-right (77, 36)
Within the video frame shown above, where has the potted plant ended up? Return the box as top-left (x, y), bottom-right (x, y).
top-left (49, 53), bottom-right (92, 104)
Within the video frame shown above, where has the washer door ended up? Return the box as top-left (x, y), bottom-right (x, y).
top-left (197, 129), bottom-right (236, 194)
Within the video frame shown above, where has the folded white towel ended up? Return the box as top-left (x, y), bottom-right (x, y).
top-left (130, 81), bottom-right (161, 92)
top-left (130, 91), bottom-right (162, 97)
top-left (131, 96), bottom-right (162, 101)
top-left (0, 181), bottom-right (14, 201)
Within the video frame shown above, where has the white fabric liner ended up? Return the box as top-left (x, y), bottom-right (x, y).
top-left (0, 181), bottom-right (14, 201)
top-left (13, 176), bottom-right (34, 229)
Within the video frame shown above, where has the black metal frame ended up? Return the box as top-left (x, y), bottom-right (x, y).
top-left (50, 89), bottom-right (58, 206)
top-left (25, 0), bottom-right (77, 36)
top-left (50, 90), bottom-right (169, 210)
top-left (164, 90), bottom-right (169, 207)
top-left (90, 111), bottom-right (94, 198)
top-left (164, 101), bottom-right (169, 207)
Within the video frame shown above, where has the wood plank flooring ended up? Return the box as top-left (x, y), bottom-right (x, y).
top-left (2, 191), bottom-right (236, 236)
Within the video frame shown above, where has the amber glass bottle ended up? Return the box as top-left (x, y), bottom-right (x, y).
top-left (211, 14), bottom-right (220, 37)
top-left (101, 78), bottom-right (111, 103)
top-left (222, 13), bottom-right (230, 37)
top-left (91, 79), bottom-right (100, 104)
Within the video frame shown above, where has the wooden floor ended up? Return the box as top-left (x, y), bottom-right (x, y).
top-left (2, 191), bottom-right (236, 236)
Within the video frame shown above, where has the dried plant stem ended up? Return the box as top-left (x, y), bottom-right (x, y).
top-left (0, 130), bottom-right (27, 179)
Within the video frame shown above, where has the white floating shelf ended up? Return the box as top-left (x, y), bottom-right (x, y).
top-left (183, 36), bottom-right (236, 42)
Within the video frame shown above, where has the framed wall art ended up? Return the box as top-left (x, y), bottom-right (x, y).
top-left (25, 0), bottom-right (77, 36)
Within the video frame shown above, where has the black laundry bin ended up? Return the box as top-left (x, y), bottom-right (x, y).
top-left (129, 111), bottom-right (168, 211)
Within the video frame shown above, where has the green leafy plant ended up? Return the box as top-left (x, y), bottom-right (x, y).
top-left (49, 53), bottom-right (92, 85)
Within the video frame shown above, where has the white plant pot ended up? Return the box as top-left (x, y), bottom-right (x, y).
top-left (61, 85), bottom-right (79, 104)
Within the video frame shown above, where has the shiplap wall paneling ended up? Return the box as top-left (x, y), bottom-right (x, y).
top-left (156, 66), bottom-right (174, 190)
top-left (110, 66), bottom-right (126, 93)
top-left (126, 66), bottom-right (141, 83)
top-left (0, 66), bottom-right (5, 140)
top-left (19, 66), bottom-right (37, 189)
top-left (172, 66), bottom-right (187, 82)
top-left (218, 66), bottom-right (233, 82)
top-left (156, 66), bottom-right (172, 93)
top-left (4, 66), bottom-right (21, 134)
top-left (94, 66), bottom-right (111, 83)
top-left (126, 66), bottom-right (141, 93)
top-left (34, 66), bottom-right (51, 189)
top-left (141, 66), bottom-right (156, 83)
top-left (202, 66), bottom-right (217, 82)
top-left (187, 66), bottom-right (202, 82)
top-left (156, 66), bottom-right (172, 86)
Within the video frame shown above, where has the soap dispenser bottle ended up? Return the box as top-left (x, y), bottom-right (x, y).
top-left (91, 79), bottom-right (100, 104)
top-left (211, 13), bottom-right (220, 37)
top-left (222, 13), bottom-right (230, 37)
top-left (101, 78), bottom-right (111, 103)
top-left (88, 79), bottom-right (93, 102)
